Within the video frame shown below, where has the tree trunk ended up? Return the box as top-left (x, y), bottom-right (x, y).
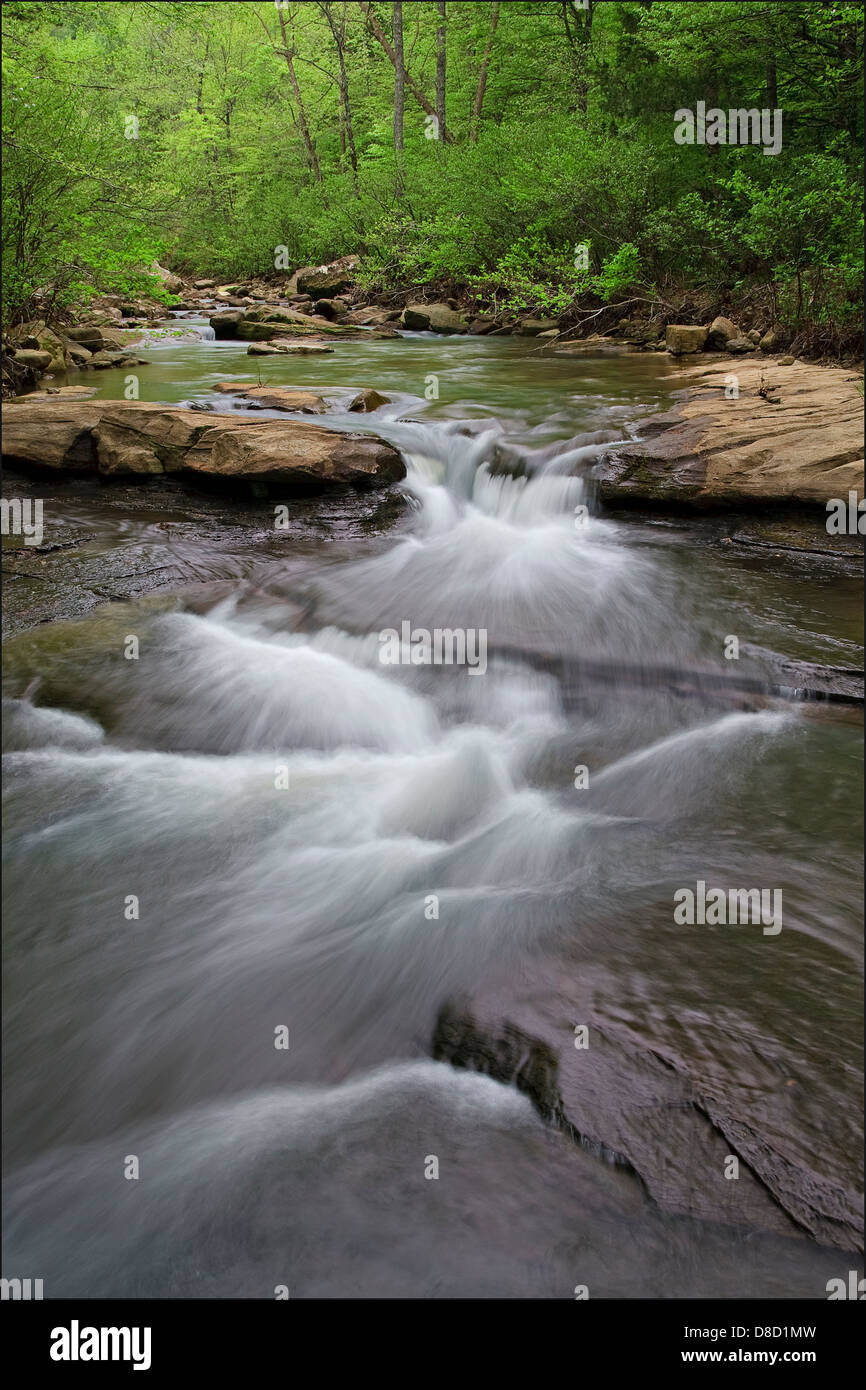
top-left (470, 2), bottom-right (499, 143)
top-left (766, 56), bottom-right (777, 109)
top-left (393, 1), bottom-right (404, 194)
top-left (358, 0), bottom-right (452, 140)
top-left (435, 2), bottom-right (447, 143)
top-left (277, 8), bottom-right (323, 182)
top-left (322, 2), bottom-right (359, 195)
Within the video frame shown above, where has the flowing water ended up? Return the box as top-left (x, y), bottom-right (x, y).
top-left (2, 324), bottom-right (863, 1297)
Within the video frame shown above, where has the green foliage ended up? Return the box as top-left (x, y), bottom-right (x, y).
top-left (2, 0), bottom-right (863, 342)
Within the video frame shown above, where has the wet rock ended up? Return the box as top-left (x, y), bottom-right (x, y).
top-left (401, 305), bottom-right (431, 330)
top-left (348, 389), bottom-right (391, 412)
top-left (209, 311), bottom-right (245, 339)
top-left (215, 385), bottom-right (327, 414)
top-left (431, 969), bottom-right (863, 1250)
top-left (250, 341), bottom-right (334, 355)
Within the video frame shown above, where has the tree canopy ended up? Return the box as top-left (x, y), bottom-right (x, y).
top-left (3, 1), bottom-right (863, 346)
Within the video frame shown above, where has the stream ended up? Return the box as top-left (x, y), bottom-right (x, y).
top-left (2, 321), bottom-right (863, 1297)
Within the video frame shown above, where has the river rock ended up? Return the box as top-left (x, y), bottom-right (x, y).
top-left (760, 329), bottom-right (782, 353)
top-left (348, 389), bottom-right (391, 412)
top-left (209, 311), bottom-right (245, 338)
top-left (425, 303), bottom-right (468, 334)
top-left (705, 316), bottom-right (738, 349)
top-left (215, 385), bottom-right (326, 414)
top-left (10, 349), bottom-right (52, 371)
top-left (2, 399), bottom-right (404, 491)
top-left (296, 269), bottom-right (352, 299)
top-left (595, 359), bottom-right (864, 509)
top-left (12, 386), bottom-right (98, 402)
top-left (665, 325), bottom-right (708, 354)
top-left (518, 318), bottom-right (558, 336)
top-left (401, 305), bottom-right (431, 331)
top-left (148, 261), bottom-right (184, 295)
top-left (237, 321), bottom-right (279, 342)
top-left (248, 342), bottom-right (334, 355)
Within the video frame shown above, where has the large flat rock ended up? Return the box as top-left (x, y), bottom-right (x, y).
top-left (2, 399), bottom-right (404, 491)
top-left (597, 360), bottom-right (864, 511)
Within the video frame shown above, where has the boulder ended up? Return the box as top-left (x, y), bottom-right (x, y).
top-left (747, 328), bottom-right (762, 344)
top-left (87, 351), bottom-right (141, 369)
top-left (348, 389), bottom-right (391, 412)
top-left (705, 316), bottom-right (738, 349)
top-left (210, 311), bottom-right (246, 339)
top-left (665, 325), bottom-right (708, 355)
top-left (425, 303), bottom-right (467, 334)
top-left (467, 316), bottom-right (498, 335)
top-left (314, 299), bottom-right (343, 321)
top-left (65, 326), bottom-right (136, 352)
top-left (296, 269), bottom-right (353, 299)
top-left (2, 399), bottom-right (404, 491)
top-left (194, 279), bottom-right (216, 289)
top-left (237, 321), bottom-right (279, 342)
top-left (1, 400), bottom-right (105, 466)
top-left (10, 321), bottom-right (69, 370)
top-left (759, 329), bottom-right (781, 353)
top-left (10, 349), bottom-right (52, 371)
top-left (183, 422), bottom-right (402, 488)
top-left (148, 261), bottom-right (184, 295)
top-left (401, 305), bottom-right (431, 331)
top-left (726, 337), bottom-right (756, 354)
top-left (518, 318), bottom-right (558, 336)
top-left (595, 359), bottom-right (864, 510)
top-left (68, 345), bottom-right (93, 365)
